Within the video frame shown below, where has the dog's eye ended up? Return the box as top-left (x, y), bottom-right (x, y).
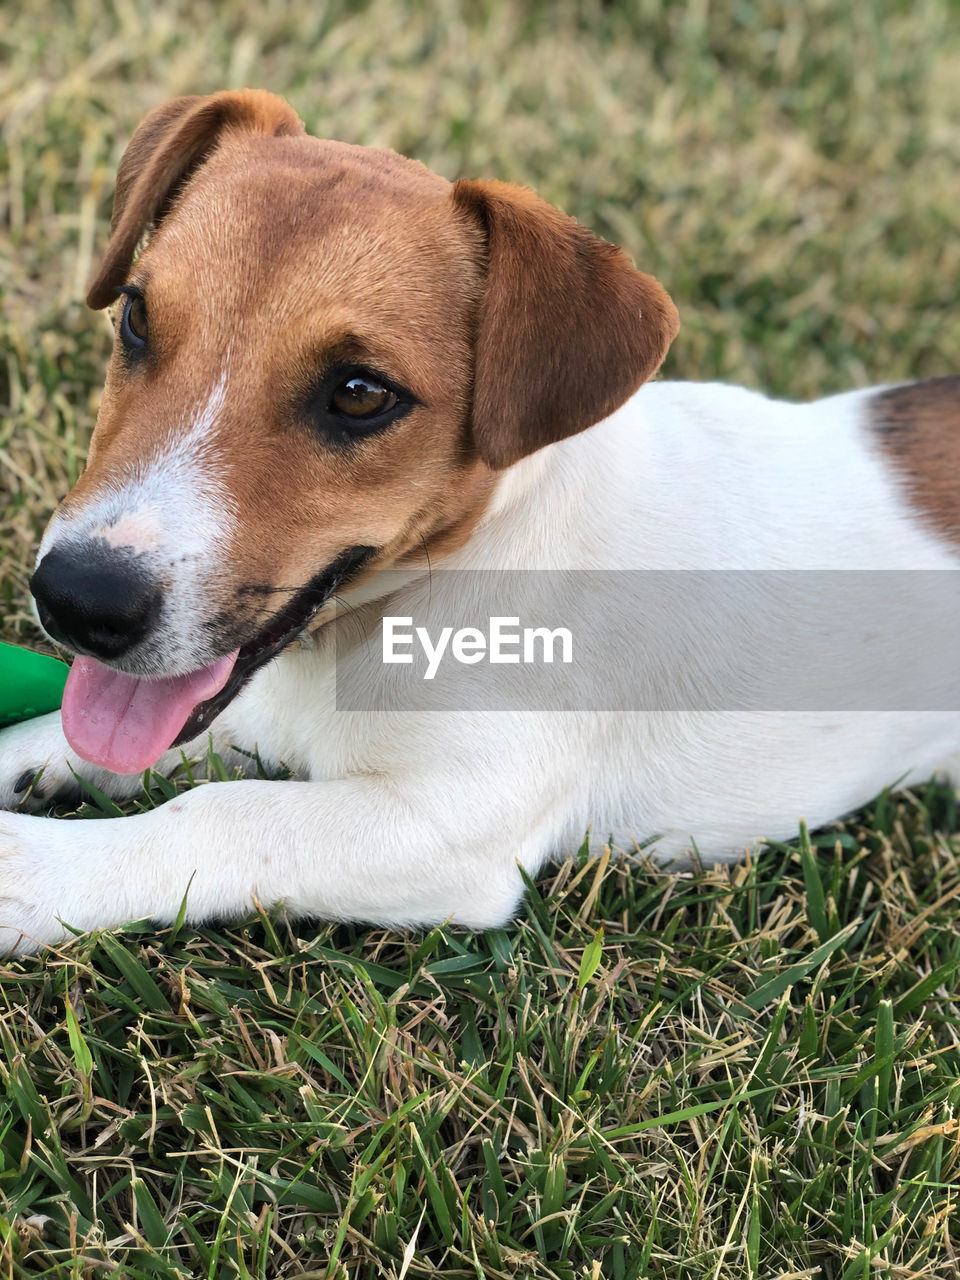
top-left (119, 293), bottom-right (148, 348)
top-left (329, 375), bottom-right (397, 420)
top-left (307, 365), bottom-right (416, 445)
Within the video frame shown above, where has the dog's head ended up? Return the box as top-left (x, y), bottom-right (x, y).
top-left (31, 90), bottom-right (678, 773)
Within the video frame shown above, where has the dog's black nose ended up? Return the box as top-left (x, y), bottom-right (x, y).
top-left (30, 545), bottom-right (162, 661)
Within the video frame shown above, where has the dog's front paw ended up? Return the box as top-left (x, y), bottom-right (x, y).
top-left (0, 810), bottom-right (85, 953)
top-left (0, 712), bottom-right (87, 810)
top-left (0, 711), bottom-right (158, 812)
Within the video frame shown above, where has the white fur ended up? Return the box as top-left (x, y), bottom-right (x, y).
top-left (2, 379), bottom-right (958, 952)
top-left (36, 371), bottom-right (237, 676)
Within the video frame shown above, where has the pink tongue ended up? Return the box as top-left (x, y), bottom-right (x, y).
top-left (62, 651), bottom-right (239, 775)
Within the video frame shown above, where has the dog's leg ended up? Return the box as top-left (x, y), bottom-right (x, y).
top-left (0, 710), bottom-right (263, 811)
top-left (0, 774), bottom-right (542, 952)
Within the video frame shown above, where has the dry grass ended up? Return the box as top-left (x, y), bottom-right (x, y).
top-left (2, 0), bottom-right (960, 1275)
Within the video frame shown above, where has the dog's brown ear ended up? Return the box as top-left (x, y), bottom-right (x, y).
top-left (87, 90), bottom-right (304, 309)
top-left (452, 179), bottom-right (679, 469)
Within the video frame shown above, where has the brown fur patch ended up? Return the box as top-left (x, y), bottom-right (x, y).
top-left (452, 178), bottom-right (679, 468)
top-left (87, 91), bottom-right (305, 310)
top-left (872, 377), bottom-right (960, 544)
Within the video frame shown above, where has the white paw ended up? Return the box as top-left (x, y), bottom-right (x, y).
top-left (0, 712), bottom-right (93, 810)
top-left (0, 711), bottom-right (229, 812)
top-left (0, 810), bottom-right (87, 952)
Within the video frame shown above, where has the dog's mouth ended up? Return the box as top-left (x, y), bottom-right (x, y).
top-left (60, 545), bottom-right (376, 776)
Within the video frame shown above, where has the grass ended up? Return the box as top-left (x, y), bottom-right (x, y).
top-left (2, 0), bottom-right (960, 1273)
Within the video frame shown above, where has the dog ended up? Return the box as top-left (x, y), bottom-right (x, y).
top-left (1, 88), bottom-right (958, 954)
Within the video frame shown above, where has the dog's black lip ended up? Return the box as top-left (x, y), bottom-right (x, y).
top-left (172, 544), bottom-right (377, 748)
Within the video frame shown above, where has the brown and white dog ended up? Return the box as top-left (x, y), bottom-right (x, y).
top-left (0, 89), bottom-right (958, 953)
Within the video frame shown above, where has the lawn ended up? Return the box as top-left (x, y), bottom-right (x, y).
top-left (2, 0), bottom-right (960, 1275)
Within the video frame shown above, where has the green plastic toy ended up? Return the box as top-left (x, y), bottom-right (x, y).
top-left (0, 643), bottom-right (69, 729)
